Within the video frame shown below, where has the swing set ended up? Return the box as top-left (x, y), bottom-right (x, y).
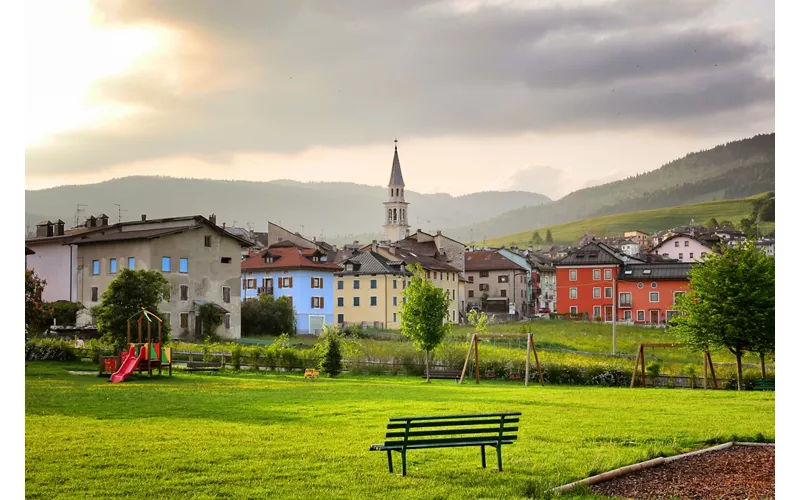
top-left (459, 333), bottom-right (545, 387)
top-left (629, 343), bottom-right (718, 389)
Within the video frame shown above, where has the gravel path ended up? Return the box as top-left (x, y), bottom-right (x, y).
top-left (591, 445), bottom-right (774, 499)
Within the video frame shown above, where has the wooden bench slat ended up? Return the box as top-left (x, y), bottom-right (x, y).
top-left (388, 412), bottom-right (521, 421)
top-left (384, 435), bottom-right (518, 448)
top-left (385, 426), bottom-right (518, 438)
top-left (386, 418), bottom-right (519, 429)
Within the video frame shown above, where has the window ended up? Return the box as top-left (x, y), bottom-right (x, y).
top-left (403, 280), bottom-right (406, 289)
top-left (337, 297), bottom-right (344, 307)
top-left (593, 287), bottom-right (600, 298)
top-left (623, 310), bottom-right (632, 321)
top-left (500, 289), bottom-right (506, 297)
top-left (479, 271), bottom-right (489, 278)
top-left (163, 284), bottom-right (171, 301)
top-left (221, 257), bottom-right (232, 264)
top-left (453, 290), bottom-right (456, 300)
top-left (92, 260), bottom-right (100, 275)
top-left (393, 296), bottom-right (398, 306)
top-left (338, 280), bottom-right (344, 290)
top-left (498, 275), bottom-right (509, 283)
top-left (91, 286), bottom-right (99, 302)
top-left (468, 276), bottom-right (474, 283)
top-left (570, 306), bottom-right (578, 314)
top-left (674, 241), bottom-right (680, 247)
top-left (179, 258), bottom-right (188, 273)
top-left (468, 290), bottom-right (474, 298)
top-left (370, 279), bottom-right (377, 289)
top-left (311, 277), bottom-right (323, 289)
top-left (222, 286), bottom-right (231, 303)
top-left (593, 306), bottom-right (601, 317)
top-left (426, 271), bottom-right (431, 279)
top-left (109, 258), bottom-right (117, 274)
top-left (245, 278), bottom-right (257, 288)
top-left (569, 270), bottom-right (577, 281)
top-left (393, 312), bottom-right (397, 323)
top-left (684, 240), bottom-right (690, 247)
top-left (479, 284), bottom-right (489, 291)
top-left (162, 257), bottom-right (171, 272)
top-left (403, 297), bottom-right (406, 304)
top-left (569, 288), bottom-right (577, 299)
top-left (353, 297), bottom-right (360, 307)
top-left (128, 257), bottom-right (135, 270)
top-left (205, 235), bottom-right (212, 247)
top-left (180, 313), bottom-right (189, 329)
top-left (604, 269), bottom-right (612, 280)
top-left (311, 297), bottom-right (324, 309)
top-left (650, 282), bottom-right (657, 288)
top-left (637, 310), bottom-right (645, 322)
top-left (604, 287), bottom-right (612, 298)
top-left (637, 282), bottom-right (644, 289)
top-left (370, 296), bottom-right (377, 306)
top-left (224, 314), bottom-right (231, 329)
top-left (180, 285), bottom-right (188, 301)
top-left (701, 252), bottom-right (707, 258)
top-left (279, 277), bottom-right (292, 288)
top-left (619, 292), bottom-right (632, 306)
top-left (593, 269), bottom-right (601, 280)
top-left (673, 291), bottom-right (686, 304)
top-left (689, 253), bottom-right (694, 259)
top-left (666, 310), bottom-right (681, 321)
top-left (678, 253), bottom-right (684, 259)
top-left (353, 280), bottom-right (360, 289)
top-left (393, 280), bottom-right (397, 289)
top-left (544, 276), bottom-right (549, 285)
top-left (447, 272), bottom-right (450, 281)
top-left (649, 292), bottom-right (660, 302)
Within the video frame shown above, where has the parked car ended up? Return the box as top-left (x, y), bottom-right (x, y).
top-left (466, 304), bottom-right (482, 313)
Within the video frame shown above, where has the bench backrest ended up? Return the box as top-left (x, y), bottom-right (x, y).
top-left (383, 412), bottom-right (521, 449)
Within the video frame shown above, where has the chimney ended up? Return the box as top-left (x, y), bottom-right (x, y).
top-left (222, 222), bottom-right (226, 229)
top-left (371, 240), bottom-right (378, 253)
top-left (209, 214), bottom-right (217, 225)
top-left (98, 214), bottom-right (109, 227)
top-left (85, 216), bottom-right (97, 228)
top-left (36, 221), bottom-right (52, 238)
top-left (141, 214), bottom-right (147, 222)
top-left (55, 220), bottom-right (65, 236)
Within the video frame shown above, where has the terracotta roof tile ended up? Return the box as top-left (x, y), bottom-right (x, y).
top-left (241, 245), bottom-right (342, 271)
top-left (465, 250), bottom-right (526, 271)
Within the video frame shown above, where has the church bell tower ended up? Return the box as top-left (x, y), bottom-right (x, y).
top-left (383, 140), bottom-right (410, 242)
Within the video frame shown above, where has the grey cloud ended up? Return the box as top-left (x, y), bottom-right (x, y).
top-left (27, 0), bottom-right (774, 175)
top-left (506, 165), bottom-right (569, 199)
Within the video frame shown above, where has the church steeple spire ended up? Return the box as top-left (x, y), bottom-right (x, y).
top-left (383, 140), bottom-right (410, 242)
top-left (389, 139), bottom-right (405, 187)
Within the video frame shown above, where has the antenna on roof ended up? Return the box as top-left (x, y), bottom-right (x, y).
top-left (113, 204), bottom-right (127, 223)
top-left (75, 204), bottom-right (87, 228)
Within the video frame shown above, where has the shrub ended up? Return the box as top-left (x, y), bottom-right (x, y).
top-left (231, 343), bottom-right (243, 370)
top-left (25, 339), bottom-right (78, 361)
top-left (241, 295), bottom-right (297, 337)
top-left (197, 303), bottom-right (223, 342)
top-left (48, 300), bottom-right (84, 326)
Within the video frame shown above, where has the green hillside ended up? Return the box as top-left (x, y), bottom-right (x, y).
top-left (484, 193), bottom-right (773, 247)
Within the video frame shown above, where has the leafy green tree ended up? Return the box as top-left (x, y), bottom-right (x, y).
top-left (48, 300), bottom-right (84, 326)
top-left (532, 231), bottom-right (542, 244)
top-left (719, 220), bottom-right (735, 229)
top-left (705, 217), bottom-right (719, 230)
top-left (25, 269), bottom-right (52, 335)
top-left (92, 269), bottom-right (172, 352)
top-left (545, 229), bottom-right (553, 243)
top-left (317, 324), bottom-right (343, 377)
top-left (739, 217), bottom-right (756, 238)
top-left (400, 263), bottom-right (452, 382)
top-left (671, 241), bottom-right (775, 390)
top-left (467, 309), bottom-right (493, 334)
top-left (241, 295), bottom-right (297, 336)
top-left (197, 303), bottom-right (223, 341)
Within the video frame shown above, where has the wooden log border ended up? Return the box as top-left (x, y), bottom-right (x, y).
top-left (551, 441), bottom-right (775, 494)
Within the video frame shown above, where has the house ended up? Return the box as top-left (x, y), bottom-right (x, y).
top-left (525, 252), bottom-right (556, 312)
top-left (618, 239), bottom-right (641, 257)
top-left (66, 214), bottom-right (252, 339)
top-left (755, 238), bottom-right (775, 257)
top-left (25, 246), bottom-right (35, 269)
top-left (241, 240), bottom-right (342, 335)
top-left (651, 233), bottom-right (718, 263)
top-left (465, 250), bottom-right (528, 314)
top-left (624, 230), bottom-right (651, 248)
top-left (616, 263), bottom-right (692, 325)
top-left (555, 241), bottom-right (643, 319)
top-left (267, 221), bottom-right (319, 249)
top-left (498, 248), bottom-right (538, 315)
top-left (333, 248), bottom-right (411, 329)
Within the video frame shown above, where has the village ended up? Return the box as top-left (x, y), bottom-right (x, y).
top-left (25, 143), bottom-right (776, 339)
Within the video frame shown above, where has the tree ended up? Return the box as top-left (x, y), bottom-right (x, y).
top-left (671, 241), bottom-right (775, 390)
top-left (545, 229), bottom-right (553, 243)
top-left (197, 303), bottom-right (223, 341)
top-left (705, 217), bottom-right (719, 230)
top-left (241, 295), bottom-right (297, 336)
top-left (532, 231), bottom-right (542, 244)
top-left (467, 309), bottom-right (493, 335)
top-left (400, 263), bottom-right (452, 382)
top-left (92, 269), bottom-right (172, 352)
top-left (719, 220), bottom-right (735, 229)
top-left (25, 270), bottom-right (51, 335)
top-left (318, 324), bottom-right (343, 377)
top-left (738, 217), bottom-right (756, 238)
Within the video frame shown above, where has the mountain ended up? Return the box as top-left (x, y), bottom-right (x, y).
top-left (25, 177), bottom-right (551, 240)
top-left (485, 193), bottom-right (774, 248)
top-left (446, 133), bottom-right (775, 242)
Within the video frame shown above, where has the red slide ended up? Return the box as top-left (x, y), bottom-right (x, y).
top-left (110, 345), bottom-right (144, 383)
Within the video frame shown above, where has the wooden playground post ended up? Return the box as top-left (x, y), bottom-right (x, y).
top-left (475, 335), bottom-right (480, 384)
top-left (703, 351), bottom-right (708, 389)
top-left (524, 334), bottom-right (531, 387)
top-left (459, 334), bottom-right (476, 384)
top-left (531, 334), bottom-right (545, 386)
top-left (459, 333), bottom-right (544, 387)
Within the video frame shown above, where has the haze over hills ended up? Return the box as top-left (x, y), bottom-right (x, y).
top-left (24, 178), bottom-right (550, 241)
top-left (445, 133), bottom-right (775, 242)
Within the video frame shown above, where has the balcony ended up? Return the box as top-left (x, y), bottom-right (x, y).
top-left (258, 286), bottom-right (274, 296)
top-left (619, 298), bottom-right (632, 308)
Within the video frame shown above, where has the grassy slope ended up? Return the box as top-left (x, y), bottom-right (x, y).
top-left (484, 193), bottom-right (773, 247)
top-left (26, 362), bottom-right (774, 500)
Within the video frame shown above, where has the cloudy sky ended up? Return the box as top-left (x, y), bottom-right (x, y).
top-left (25, 0), bottom-right (774, 199)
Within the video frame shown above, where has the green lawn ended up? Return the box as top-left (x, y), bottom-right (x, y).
top-left (485, 193), bottom-right (774, 247)
top-left (26, 362), bottom-right (774, 500)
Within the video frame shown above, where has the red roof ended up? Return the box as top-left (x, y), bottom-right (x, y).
top-left (241, 246), bottom-right (342, 271)
top-left (465, 251), bottom-right (526, 272)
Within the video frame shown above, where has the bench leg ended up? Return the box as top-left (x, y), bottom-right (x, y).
top-left (387, 451), bottom-right (393, 474)
top-left (481, 445), bottom-right (486, 468)
top-left (401, 450), bottom-right (407, 477)
top-left (496, 444), bottom-right (503, 472)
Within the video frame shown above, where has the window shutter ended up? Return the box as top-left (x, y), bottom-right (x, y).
top-left (311, 296), bottom-right (315, 308)
top-left (278, 278), bottom-right (283, 289)
top-left (289, 277), bottom-right (293, 288)
top-left (320, 277), bottom-right (324, 288)
top-left (320, 297), bottom-right (325, 308)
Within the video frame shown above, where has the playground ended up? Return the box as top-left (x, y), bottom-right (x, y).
top-left (25, 361), bottom-right (774, 500)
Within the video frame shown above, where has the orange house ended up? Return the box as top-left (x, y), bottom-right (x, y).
top-left (616, 263), bottom-right (692, 324)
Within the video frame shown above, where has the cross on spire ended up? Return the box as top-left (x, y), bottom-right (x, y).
top-left (394, 138), bottom-right (398, 151)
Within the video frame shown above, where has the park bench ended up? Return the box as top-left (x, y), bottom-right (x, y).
top-left (369, 412), bottom-right (521, 476)
top-left (754, 379), bottom-right (775, 391)
top-left (186, 361), bottom-right (222, 372)
top-left (422, 370), bottom-right (462, 380)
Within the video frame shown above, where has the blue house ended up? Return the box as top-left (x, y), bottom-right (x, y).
top-left (241, 242), bottom-right (342, 335)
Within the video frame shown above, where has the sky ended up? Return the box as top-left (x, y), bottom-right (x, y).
top-left (24, 0), bottom-right (774, 199)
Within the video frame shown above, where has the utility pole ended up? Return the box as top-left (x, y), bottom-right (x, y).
top-left (612, 277), bottom-right (617, 354)
top-left (113, 204), bottom-right (127, 223)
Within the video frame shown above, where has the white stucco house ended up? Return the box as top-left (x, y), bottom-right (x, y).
top-left (651, 233), bottom-right (717, 263)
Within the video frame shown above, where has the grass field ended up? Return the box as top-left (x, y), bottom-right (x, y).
top-left (484, 194), bottom-right (774, 247)
top-left (26, 362), bottom-right (774, 500)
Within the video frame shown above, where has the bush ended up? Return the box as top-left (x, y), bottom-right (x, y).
top-left (241, 295), bottom-right (297, 337)
top-left (48, 301), bottom-right (84, 326)
top-left (231, 343), bottom-right (243, 370)
top-left (25, 339), bottom-right (78, 361)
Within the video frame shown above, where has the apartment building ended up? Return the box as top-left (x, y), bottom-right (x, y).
top-left (465, 250), bottom-right (528, 314)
